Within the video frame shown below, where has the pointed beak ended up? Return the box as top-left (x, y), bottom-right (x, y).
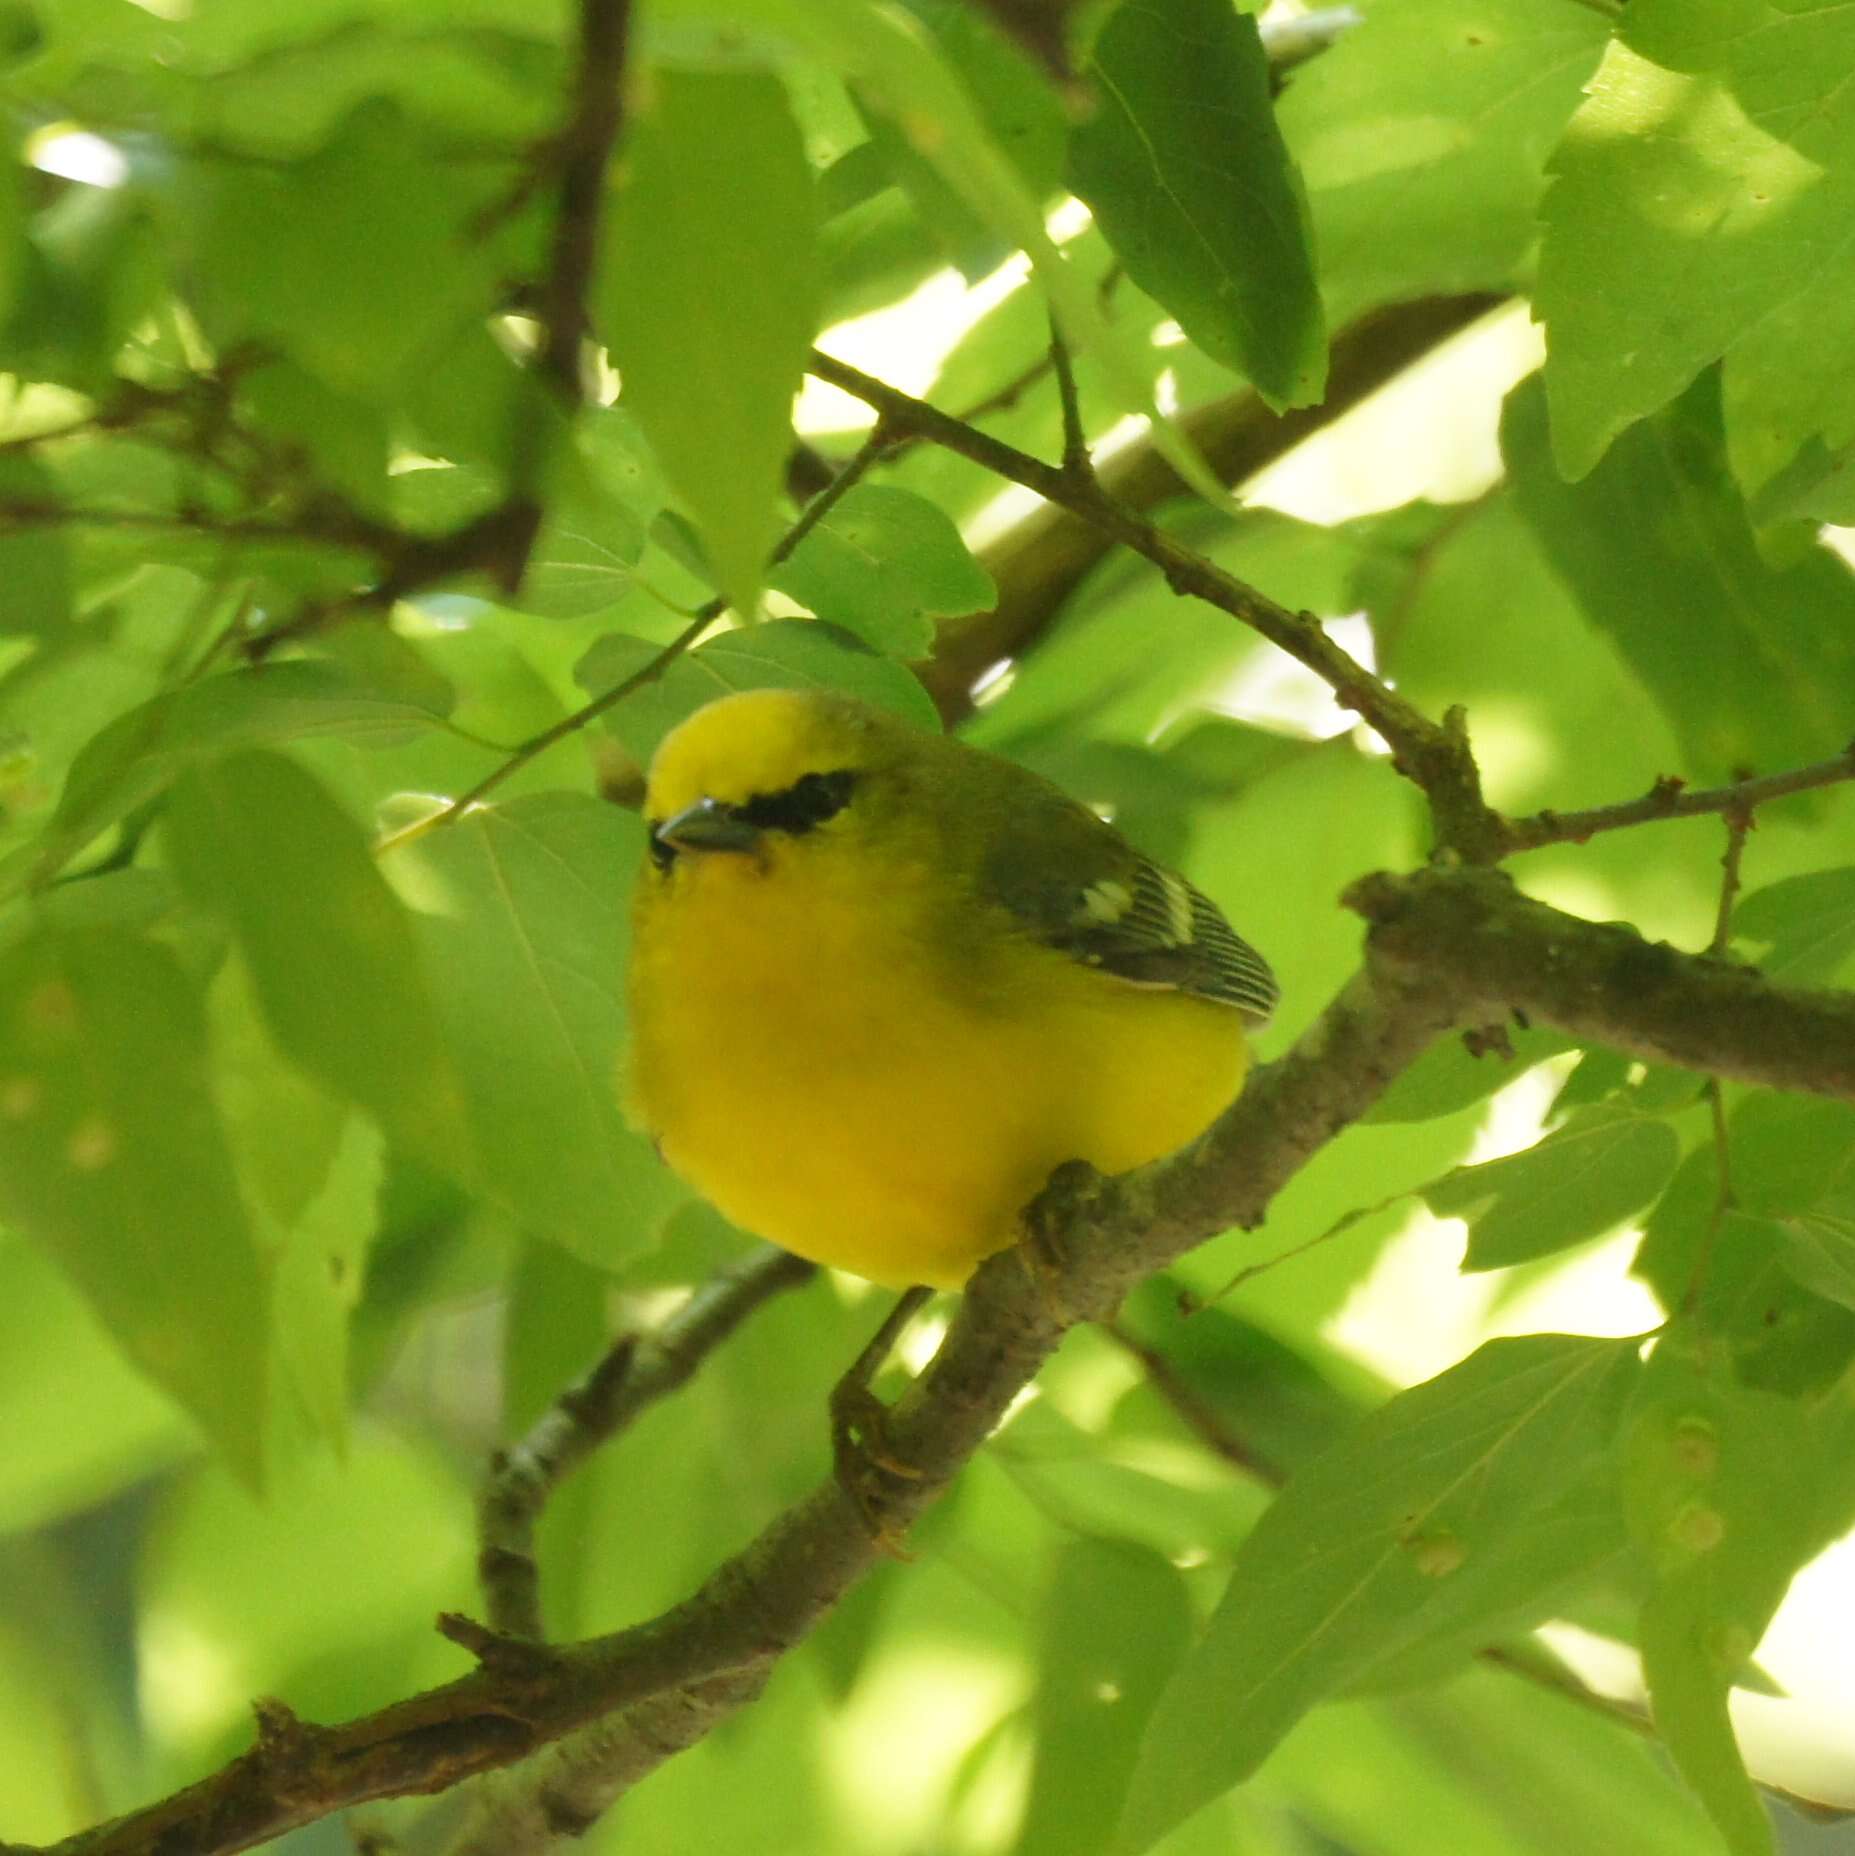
top-left (652, 796), bottom-right (760, 855)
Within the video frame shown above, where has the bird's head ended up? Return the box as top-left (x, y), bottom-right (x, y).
top-left (641, 689), bottom-right (925, 875)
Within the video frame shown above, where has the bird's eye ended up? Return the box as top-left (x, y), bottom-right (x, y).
top-left (738, 769), bottom-right (857, 835)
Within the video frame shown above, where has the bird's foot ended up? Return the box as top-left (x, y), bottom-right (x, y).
top-left (1017, 1158), bottom-right (1099, 1323)
top-left (829, 1286), bottom-right (931, 1558)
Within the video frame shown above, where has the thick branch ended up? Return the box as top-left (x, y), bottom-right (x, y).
top-left (808, 348), bottom-right (1502, 859)
top-left (480, 1246), bottom-right (816, 1640)
top-left (1350, 864), bottom-right (1855, 1101)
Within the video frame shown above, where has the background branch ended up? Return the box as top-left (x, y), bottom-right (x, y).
top-left (807, 347), bottom-right (1503, 859)
top-left (479, 1246), bottom-right (816, 1640)
top-left (929, 293), bottom-right (1503, 722)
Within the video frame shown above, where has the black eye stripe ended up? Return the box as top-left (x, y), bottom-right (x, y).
top-left (736, 769), bottom-right (857, 835)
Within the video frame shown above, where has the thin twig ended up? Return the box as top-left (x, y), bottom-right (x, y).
top-left (480, 1246), bottom-right (816, 1640)
top-left (374, 604), bottom-right (718, 857)
top-left (1048, 321), bottom-right (1090, 482)
top-left (768, 421), bottom-right (894, 569)
top-left (805, 347), bottom-right (1503, 861)
top-left (1505, 747), bottom-right (1855, 854)
top-left (1686, 810), bottom-right (1753, 1316)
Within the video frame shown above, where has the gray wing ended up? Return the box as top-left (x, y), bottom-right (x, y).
top-left (1054, 855), bottom-right (1280, 1022)
top-left (976, 788), bottom-right (1279, 1024)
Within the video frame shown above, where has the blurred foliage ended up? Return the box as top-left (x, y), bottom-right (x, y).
top-left (0, 1), bottom-right (1852, 1854)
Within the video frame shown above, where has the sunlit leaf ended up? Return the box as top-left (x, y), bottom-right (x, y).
top-left (1069, 0), bottom-right (1322, 407)
top-left (598, 67), bottom-right (820, 619)
top-left (1539, 0), bottom-right (1855, 487)
top-left (771, 484), bottom-right (994, 657)
top-left (1424, 1103), bottom-right (1680, 1271)
top-left (575, 618), bottom-right (939, 771)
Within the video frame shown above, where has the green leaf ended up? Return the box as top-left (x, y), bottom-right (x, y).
top-left (574, 617), bottom-right (939, 771)
top-left (19, 660), bottom-right (454, 892)
top-left (1012, 1540), bottom-right (1194, 1856)
top-left (1636, 1100), bottom-right (1855, 1396)
top-left (1366, 1021), bottom-right (1575, 1125)
top-left (164, 750), bottom-right (471, 1176)
top-left (770, 484), bottom-right (994, 657)
top-left (0, 1236), bottom-right (192, 1532)
top-left (1503, 371), bottom-right (1855, 781)
top-left (598, 67), bottom-right (820, 620)
top-left (1538, 0), bottom-right (1855, 485)
top-left (178, 98), bottom-right (506, 396)
top-left (0, 454), bottom-right (73, 634)
top-left (1068, 0), bottom-right (1323, 407)
top-left (272, 1113), bottom-right (382, 1453)
top-left (0, 926), bottom-right (269, 1483)
top-left (390, 792), bottom-right (685, 1267)
top-left (1623, 1358), bottom-right (1833, 1856)
top-left (1733, 867), bottom-right (1855, 989)
top-left (507, 404), bottom-right (667, 619)
top-left (135, 1435), bottom-right (473, 1767)
top-left (1279, 0), bottom-right (1608, 324)
top-left (650, 0), bottom-right (1238, 509)
top-left (1423, 1103), bottom-right (1680, 1271)
top-left (1117, 1336), bottom-right (1638, 1853)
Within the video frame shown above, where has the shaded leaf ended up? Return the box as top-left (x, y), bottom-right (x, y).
top-left (179, 99), bottom-right (506, 397)
top-left (770, 484), bottom-right (994, 657)
top-left (1118, 1336), bottom-right (1638, 1853)
top-left (1504, 372), bottom-right (1855, 782)
top-left (391, 792), bottom-right (685, 1266)
top-left (20, 659), bottom-right (454, 893)
top-left (0, 454), bottom-right (74, 634)
top-left (1069, 0), bottom-right (1323, 407)
top-left (1624, 1358), bottom-right (1832, 1856)
top-left (165, 750), bottom-right (471, 1176)
top-left (1733, 867), bottom-right (1855, 990)
top-left (0, 926), bottom-right (268, 1483)
top-left (1013, 1540), bottom-right (1194, 1856)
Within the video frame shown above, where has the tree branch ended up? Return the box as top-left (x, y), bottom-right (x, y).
top-left (1502, 746), bottom-right (1855, 852)
top-left (930, 292), bottom-right (1503, 723)
top-left (479, 1246), bottom-right (816, 1641)
top-left (532, 0), bottom-right (633, 402)
top-left (808, 344), bottom-right (1504, 860)
top-left (1349, 863), bottom-right (1855, 1101)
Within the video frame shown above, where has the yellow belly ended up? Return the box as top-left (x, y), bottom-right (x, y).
top-left (627, 846), bottom-right (1249, 1288)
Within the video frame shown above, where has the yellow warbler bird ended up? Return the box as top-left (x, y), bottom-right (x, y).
top-left (626, 689), bottom-right (1277, 1291)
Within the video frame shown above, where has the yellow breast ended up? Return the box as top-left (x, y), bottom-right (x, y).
top-left (626, 839), bottom-right (1249, 1288)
